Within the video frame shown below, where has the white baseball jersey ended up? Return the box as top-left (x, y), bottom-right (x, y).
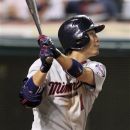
top-left (27, 59), bottom-right (106, 130)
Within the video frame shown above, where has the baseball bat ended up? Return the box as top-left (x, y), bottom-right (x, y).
top-left (26, 0), bottom-right (53, 62)
top-left (26, 0), bottom-right (42, 35)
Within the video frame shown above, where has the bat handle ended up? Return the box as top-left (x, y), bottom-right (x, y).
top-left (33, 17), bottom-right (42, 35)
top-left (46, 57), bottom-right (53, 63)
top-left (37, 25), bottom-right (42, 35)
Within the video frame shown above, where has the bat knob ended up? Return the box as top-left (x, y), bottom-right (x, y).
top-left (45, 57), bottom-right (53, 63)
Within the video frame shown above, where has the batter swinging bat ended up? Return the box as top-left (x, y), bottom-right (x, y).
top-left (26, 0), bottom-right (42, 35)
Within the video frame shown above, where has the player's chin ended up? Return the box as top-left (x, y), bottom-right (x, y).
top-left (89, 48), bottom-right (99, 57)
top-left (92, 50), bottom-right (99, 57)
top-left (96, 50), bottom-right (99, 55)
top-left (91, 52), bottom-right (99, 57)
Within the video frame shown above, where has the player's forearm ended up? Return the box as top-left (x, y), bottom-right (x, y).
top-left (56, 53), bottom-right (94, 85)
top-left (32, 70), bottom-right (47, 87)
top-left (56, 53), bottom-right (85, 79)
top-left (56, 53), bottom-right (72, 70)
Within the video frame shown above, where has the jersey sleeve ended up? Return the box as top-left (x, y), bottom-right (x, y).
top-left (27, 59), bottom-right (42, 78)
top-left (27, 59), bottom-right (50, 87)
top-left (86, 61), bottom-right (106, 92)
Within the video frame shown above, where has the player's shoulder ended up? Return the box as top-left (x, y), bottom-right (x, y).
top-left (87, 59), bottom-right (106, 68)
top-left (27, 58), bottom-right (42, 76)
top-left (84, 59), bottom-right (106, 78)
top-left (29, 58), bottom-right (41, 70)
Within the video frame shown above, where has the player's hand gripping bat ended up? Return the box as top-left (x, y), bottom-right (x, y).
top-left (26, 0), bottom-right (53, 63)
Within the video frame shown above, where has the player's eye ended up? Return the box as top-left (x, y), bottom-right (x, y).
top-left (90, 32), bottom-right (97, 38)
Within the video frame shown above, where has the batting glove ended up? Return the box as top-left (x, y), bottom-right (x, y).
top-left (38, 35), bottom-right (61, 59)
top-left (39, 43), bottom-right (54, 73)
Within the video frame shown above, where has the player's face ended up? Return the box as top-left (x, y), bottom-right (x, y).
top-left (84, 30), bottom-right (100, 57)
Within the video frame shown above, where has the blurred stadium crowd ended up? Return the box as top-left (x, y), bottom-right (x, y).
top-left (0, 0), bottom-right (130, 23)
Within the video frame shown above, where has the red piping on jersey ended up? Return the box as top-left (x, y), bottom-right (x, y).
top-left (80, 60), bottom-right (87, 64)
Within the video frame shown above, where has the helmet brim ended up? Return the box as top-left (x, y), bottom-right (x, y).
top-left (86, 24), bottom-right (105, 33)
top-left (93, 24), bottom-right (105, 33)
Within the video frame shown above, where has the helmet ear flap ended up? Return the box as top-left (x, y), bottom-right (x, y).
top-left (71, 33), bottom-right (90, 50)
top-left (81, 33), bottom-right (90, 46)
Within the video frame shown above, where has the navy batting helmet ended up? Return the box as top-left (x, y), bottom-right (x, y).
top-left (58, 15), bottom-right (105, 53)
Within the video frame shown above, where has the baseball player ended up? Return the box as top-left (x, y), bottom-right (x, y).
top-left (19, 15), bottom-right (106, 130)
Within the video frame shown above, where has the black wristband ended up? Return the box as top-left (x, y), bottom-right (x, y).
top-left (40, 64), bottom-right (51, 73)
top-left (66, 59), bottom-right (83, 78)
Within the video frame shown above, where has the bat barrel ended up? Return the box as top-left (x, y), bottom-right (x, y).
top-left (33, 15), bottom-right (42, 35)
top-left (26, 0), bottom-right (42, 35)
